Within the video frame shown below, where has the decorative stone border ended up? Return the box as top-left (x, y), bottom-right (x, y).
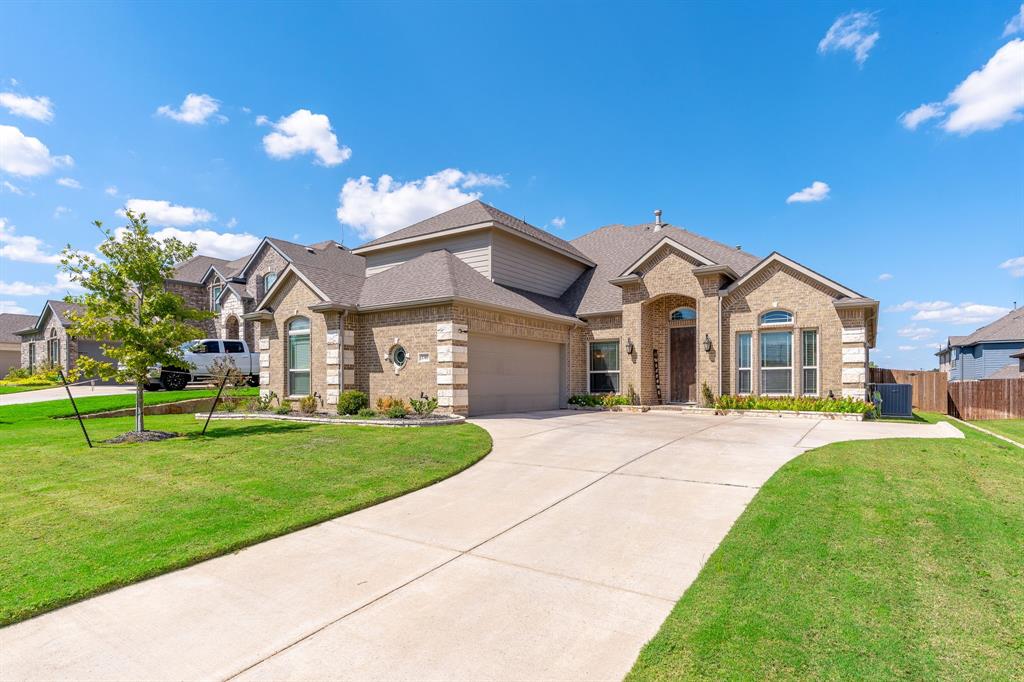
top-left (197, 412), bottom-right (466, 428)
top-left (65, 397), bottom-right (246, 420)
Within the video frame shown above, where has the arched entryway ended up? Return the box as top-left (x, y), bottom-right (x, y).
top-left (225, 315), bottom-right (240, 340)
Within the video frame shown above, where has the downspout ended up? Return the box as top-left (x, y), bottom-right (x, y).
top-left (717, 293), bottom-right (723, 396)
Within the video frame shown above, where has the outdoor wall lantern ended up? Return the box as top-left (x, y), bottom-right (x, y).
top-left (625, 338), bottom-right (634, 355)
top-left (703, 334), bottom-right (713, 353)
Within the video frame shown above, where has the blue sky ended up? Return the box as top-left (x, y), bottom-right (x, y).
top-left (1, 1), bottom-right (1021, 370)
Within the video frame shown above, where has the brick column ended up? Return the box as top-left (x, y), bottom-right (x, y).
top-left (257, 328), bottom-right (272, 398)
top-left (436, 321), bottom-right (468, 415)
top-left (324, 313), bottom-right (343, 408)
top-left (841, 325), bottom-right (868, 399)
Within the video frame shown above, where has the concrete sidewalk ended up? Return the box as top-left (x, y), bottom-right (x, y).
top-left (0, 411), bottom-right (961, 681)
top-left (0, 383), bottom-right (132, 406)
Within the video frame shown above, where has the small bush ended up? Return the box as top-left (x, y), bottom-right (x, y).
top-left (209, 357), bottom-right (247, 388)
top-left (4, 367), bottom-right (31, 380)
top-left (713, 394), bottom-right (873, 414)
top-left (376, 395), bottom-right (401, 412)
top-left (385, 403), bottom-right (408, 419)
top-left (356, 407), bottom-right (377, 419)
top-left (337, 390), bottom-right (368, 415)
top-left (409, 396), bottom-right (438, 416)
top-left (273, 403), bottom-right (292, 415)
top-left (298, 395), bottom-right (318, 414)
top-left (569, 393), bottom-right (629, 408)
top-left (701, 382), bottom-right (715, 408)
top-left (245, 391), bottom-right (278, 412)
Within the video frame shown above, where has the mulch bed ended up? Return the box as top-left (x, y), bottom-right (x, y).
top-left (103, 430), bottom-right (180, 444)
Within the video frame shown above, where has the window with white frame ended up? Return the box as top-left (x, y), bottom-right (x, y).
top-left (736, 332), bottom-right (752, 394)
top-left (263, 271), bottom-right (278, 293)
top-left (760, 309), bottom-right (793, 326)
top-left (589, 341), bottom-right (620, 393)
top-left (802, 330), bottom-right (818, 395)
top-left (28, 343), bottom-right (36, 373)
top-left (287, 317), bottom-right (311, 396)
top-left (760, 331), bottom-right (792, 394)
top-left (211, 284), bottom-right (223, 313)
top-left (47, 329), bottom-right (60, 366)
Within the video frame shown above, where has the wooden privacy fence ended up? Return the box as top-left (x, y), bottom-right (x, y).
top-left (869, 368), bottom-right (948, 413)
top-left (947, 378), bottom-right (1024, 420)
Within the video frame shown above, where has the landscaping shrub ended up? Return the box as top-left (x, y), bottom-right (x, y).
top-left (3, 367), bottom-right (31, 380)
top-left (409, 396), bottom-right (438, 416)
top-left (1, 363), bottom-right (61, 387)
top-left (245, 391), bottom-right (278, 412)
top-left (298, 395), bottom-right (318, 415)
top-left (385, 403), bottom-right (408, 419)
top-left (356, 407), bottom-right (377, 419)
top-left (701, 382), bottom-right (715, 408)
top-left (273, 403), bottom-right (292, 415)
top-left (713, 394), bottom-right (873, 414)
top-left (376, 395), bottom-right (401, 412)
top-left (336, 390), bottom-right (368, 415)
top-left (569, 393), bottom-right (630, 408)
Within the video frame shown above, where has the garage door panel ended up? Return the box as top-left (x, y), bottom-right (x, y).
top-left (469, 335), bottom-right (561, 416)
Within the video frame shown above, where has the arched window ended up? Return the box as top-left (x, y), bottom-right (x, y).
top-left (47, 328), bottom-right (60, 366)
top-left (263, 271), bottom-right (278, 292)
top-left (670, 307), bottom-right (696, 321)
top-left (287, 317), bottom-right (311, 396)
top-left (759, 310), bottom-right (794, 326)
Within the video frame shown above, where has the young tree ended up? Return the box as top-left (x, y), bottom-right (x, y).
top-left (61, 210), bottom-right (213, 433)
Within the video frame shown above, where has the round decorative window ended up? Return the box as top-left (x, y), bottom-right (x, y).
top-left (390, 345), bottom-right (407, 368)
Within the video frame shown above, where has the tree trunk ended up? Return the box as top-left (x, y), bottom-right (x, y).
top-left (135, 379), bottom-right (144, 433)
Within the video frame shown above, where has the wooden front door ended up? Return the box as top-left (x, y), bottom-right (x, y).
top-left (670, 327), bottom-right (696, 403)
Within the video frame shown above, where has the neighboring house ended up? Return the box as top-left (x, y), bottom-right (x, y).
top-left (13, 300), bottom-right (105, 375)
top-left (0, 313), bottom-right (36, 376)
top-left (238, 201), bottom-right (877, 416)
top-left (935, 307), bottom-right (1024, 381)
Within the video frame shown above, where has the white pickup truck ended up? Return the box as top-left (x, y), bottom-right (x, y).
top-left (146, 338), bottom-right (261, 391)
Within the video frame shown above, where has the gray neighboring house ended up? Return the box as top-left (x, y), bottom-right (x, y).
top-left (936, 307), bottom-right (1024, 380)
top-left (0, 313), bottom-right (36, 376)
top-left (13, 300), bottom-right (110, 376)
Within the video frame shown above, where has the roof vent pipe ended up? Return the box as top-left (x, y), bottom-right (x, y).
top-left (653, 209), bottom-right (663, 231)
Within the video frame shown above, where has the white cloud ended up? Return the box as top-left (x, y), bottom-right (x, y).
top-left (898, 345), bottom-right (917, 351)
top-left (254, 115), bottom-right (270, 127)
top-left (786, 180), bottom-right (830, 204)
top-left (0, 271), bottom-right (81, 297)
top-left (818, 11), bottom-right (880, 65)
top-left (897, 325), bottom-right (936, 340)
top-left (104, 185), bottom-right (119, 197)
top-left (0, 125), bottom-right (73, 176)
top-left (999, 255), bottom-right (1024, 277)
top-left (337, 168), bottom-right (496, 239)
top-left (0, 92), bottom-right (54, 122)
top-left (0, 218), bottom-right (62, 264)
top-left (53, 206), bottom-right (71, 219)
top-left (887, 300), bottom-right (952, 312)
top-left (262, 109), bottom-right (351, 166)
top-left (550, 216), bottom-right (567, 229)
top-left (119, 199), bottom-right (214, 227)
top-left (911, 302), bottom-right (1010, 325)
top-left (2, 181), bottom-right (25, 195)
top-left (904, 40), bottom-right (1024, 135)
top-left (1004, 4), bottom-right (1024, 36)
top-left (56, 177), bottom-right (82, 189)
top-left (226, 217), bottom-right (238, 229)
top-left (114, 226), bottom-right (260, 260)
top-left (877, 272), bottom-right (893, 281)
top-left (461, 172), bottom-right (507, 188)
top-left (0, 300), bottom-right (29, 314)
top-left (156, 93), bottom-right (226, 125)
top-left (900, 103), bottom-right (944, 130)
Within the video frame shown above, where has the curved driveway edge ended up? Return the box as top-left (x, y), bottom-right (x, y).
top-left (0, 411), bottom-right (961, 681)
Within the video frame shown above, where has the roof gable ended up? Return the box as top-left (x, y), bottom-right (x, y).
top-left (614, 236), bottom-right (715, 279)
top-left (722, 252), bottom-right (863, 299)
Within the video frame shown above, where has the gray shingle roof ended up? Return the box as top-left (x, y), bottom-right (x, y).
top-left (565, 223), bottom-right (761, 316)
top-left (958, 308), bottom-right (1024, 345)
top-left (356, 200), bottom-right (592, 263)
top-left (0, 313), bottom-right (36, 343)
top-left (173, 255), bottom-right (231, 283)
top-left (988, 362), bottom-right (1023, 379)
top-left (46, 300), bottom-right (86, 326)
top-left (358, 250), bottom-right (578, 323)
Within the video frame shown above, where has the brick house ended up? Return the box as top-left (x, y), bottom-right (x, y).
top-left (13, 300), bottom-right (112, 376)
top-left (235, 201), bottom-right (876, 415)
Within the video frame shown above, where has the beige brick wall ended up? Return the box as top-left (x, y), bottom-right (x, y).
top-left (259, 278), bottom-right (330, 411)
top-left (720, 262), bottom-right (859, 398)
top-left (165, 281), bottom-right (216, 336)
top-left (19, 314), bottom-right (73, 373)
top-left (570, 314), bottom-right (622, 395)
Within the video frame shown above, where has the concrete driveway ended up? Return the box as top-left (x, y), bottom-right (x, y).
top-left (0, 410), bottom-right (961, 681)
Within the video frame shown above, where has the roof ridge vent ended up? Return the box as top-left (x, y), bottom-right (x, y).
top-left (305, 247), bottom-right (315, 254)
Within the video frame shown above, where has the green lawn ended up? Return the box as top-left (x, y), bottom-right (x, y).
top-left (628, 414), bottom-right (1024, 680)
top-left (0, 387), bottom-right (255, 422)
top-left (969, 418), bottom-right (1024, 445)
top-left (0, 384), bottom-right (57, 394)
top-left (0, 398), bottom-right (491, 625)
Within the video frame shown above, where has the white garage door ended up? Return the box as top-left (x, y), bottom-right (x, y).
top-left (468, 334), bottom-right (563, 416)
